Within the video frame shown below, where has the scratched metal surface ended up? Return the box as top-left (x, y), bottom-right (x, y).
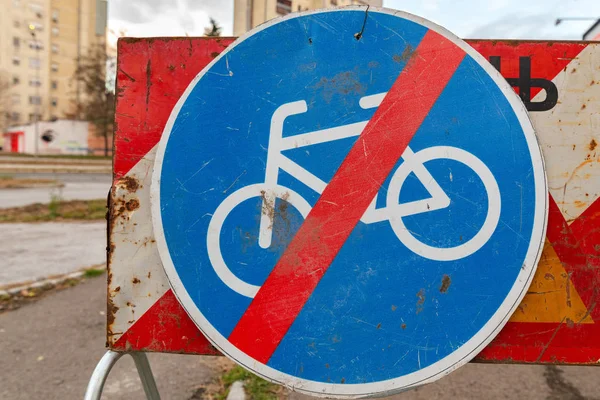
top-left (108, 37), bottom-right (600, 365)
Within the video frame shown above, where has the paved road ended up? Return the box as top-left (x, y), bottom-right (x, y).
top-left (1, 276), bottom-right (599, 399)
top-left (0, 222), bottom-right (106, 287)
top-left (0, 156), bottom-right (111, 165)
top-left (0, 276), bottom-right (230, 400)
top-left (0, 173), bottom-right (111, 208)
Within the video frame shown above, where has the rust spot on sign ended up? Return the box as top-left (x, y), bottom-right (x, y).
top-left (376, 323), bottom-right (382, 329)
top-left (439, 274), bottom-right (451, 293)
top-left (125, 198), bottom-right (140, 211)
top-left (393, 44), bottom-right (414, 63)
top-left (566, 317), bottom-right (575, 328)
top-left (581, 104), bottom-right (587, 110)
top-left (416, 289), bottom-right (426, 314)
top-left (313, 70), bottom-right (366, 102)
top-left (106, 294), bottom-right (120, 340)
top-left (589, 139), bottom-right (597, 151)
top-left (401, 323), bottom-right (407, 330)
top-left (119, 176), bottom-right (139, 192)
top-left (210, 51), bottom-right (220, 58)
top-left (132, 277), bottom-right (141, 284)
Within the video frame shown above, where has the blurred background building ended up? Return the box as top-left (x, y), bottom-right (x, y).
top-left (0, 0), bottom-right (107, 131)
top-left (234, 0), bottom-right (383, 36)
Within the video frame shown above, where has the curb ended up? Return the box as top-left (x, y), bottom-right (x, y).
top-left (0, 265), bottom-right (106, 298)
top-left (226, 381), bottom-right (246, 400)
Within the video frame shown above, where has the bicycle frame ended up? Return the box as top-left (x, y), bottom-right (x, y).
top-left (258, 94), bottom-right (450, 249)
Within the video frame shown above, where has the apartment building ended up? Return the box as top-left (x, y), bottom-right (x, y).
top-left (233, 0), bottom-right (383, 36)
top-left (0, 0), bottom-right (107, 129)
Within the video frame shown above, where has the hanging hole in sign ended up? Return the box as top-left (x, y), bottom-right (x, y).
top-left (354, 5), bottom-right (370, 41)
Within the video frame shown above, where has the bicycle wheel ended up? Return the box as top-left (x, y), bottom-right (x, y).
top-left (386, 146), bottom-right (501, 261)
top-left (206, 184), bottom-right (312, 298)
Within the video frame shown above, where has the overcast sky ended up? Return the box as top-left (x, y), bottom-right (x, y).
top-left (107, 0), bottom-right (600, 45)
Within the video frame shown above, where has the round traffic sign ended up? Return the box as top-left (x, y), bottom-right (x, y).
top-left (152, 7), bottom-right (547, 397)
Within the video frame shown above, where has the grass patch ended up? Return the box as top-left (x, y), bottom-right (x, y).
top-left (219, 366), bottom-right (280, 400)
top-left (83, 267), bottom-right (106, 278)
top-left (0, 175), bottom-right (62, 189)
top-left (0, 199), bottom-right (107, 222)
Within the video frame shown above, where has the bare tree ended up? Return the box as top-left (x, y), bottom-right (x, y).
top-left (0, 72), bottom-right (11, 136)
top-left (204, 18), bottom-right (222, 37)
top-left (72, 44), bottom-right (114, 156)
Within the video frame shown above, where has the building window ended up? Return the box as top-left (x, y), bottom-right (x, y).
top-left (276, 0), bottom-right (292, 15)
top-left (10, 112), bottom-right (21, 122)
top-left (52, 27), bottom-right (59, 36)
top-left (29, 57), bottom-right (41, 69)
top-left (51, 98), bottom-right (58, 107)
top-left (13, 37), bottom-right (20, 47)
top-left (51, 63), bottom-right (58, 72)
top-left (29, 96), bottom-right (42, 105)
top-left (52, 9), bottom-right (59, 23)
top-left (29, 77), bottom-right (41, 87)
top-left (28, 113), bottom-right (41, 122)
top-left (331, 0), bottom-right (338, 5)
top-left (12, 57), bottom-right (20, 66)
top-left (51, 80), bottom-right (58, 90)
top-left (13, 76), bottom-right (20, 85)
top-left (29, 22), bottom-right (43, 31)
top-left (51, 44), bottom-right (59, 53)
top-left (12, 94), bottom-right (21, 105)
top-left (29, 3), bottom-right (43, 17)
top-left (14, 20), bottom-right (20, 28)
top-left (29, 40), bottom-right (43, 50)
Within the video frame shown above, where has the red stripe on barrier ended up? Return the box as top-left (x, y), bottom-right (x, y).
top-left (228, 30), bottom-right (467, 364)
top-left (549, 196), bottom-right (600, 320)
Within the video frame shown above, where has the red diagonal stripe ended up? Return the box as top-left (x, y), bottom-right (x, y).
top-left (228, 30), bottom-right (467, 363)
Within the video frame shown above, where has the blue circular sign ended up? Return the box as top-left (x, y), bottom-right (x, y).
top-left (152, 7), bottom-right (547, 397)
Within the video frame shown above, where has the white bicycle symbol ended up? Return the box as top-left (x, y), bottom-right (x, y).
top-left (207, 93), bottom-right (501, 298)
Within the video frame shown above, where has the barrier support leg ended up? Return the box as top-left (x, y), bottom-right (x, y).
top-left (84, 350), bottom-right (161, 400)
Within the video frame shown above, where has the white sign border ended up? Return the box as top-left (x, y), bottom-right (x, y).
top-left (151, 6), bottom-right (548, 398)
